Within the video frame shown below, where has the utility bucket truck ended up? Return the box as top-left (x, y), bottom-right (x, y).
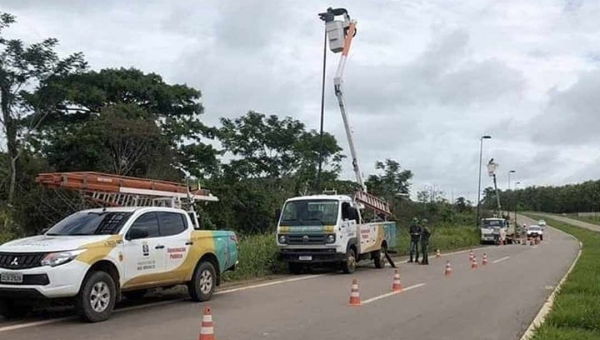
top-left (276, 8), bottom-right (398, 274)
top-left (480, 160), bottom-right (515, 244)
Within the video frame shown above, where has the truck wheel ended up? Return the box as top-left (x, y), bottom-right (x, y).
top-left (288, 262), bottom-right (303, 275)
top-left (373, 246), bottom-right (387, 269)
top-left (76, 271), bottom-right (117, 323)
top-left (0, 299), bottom-right (32, 319)
top-left (188, 261), bottom-right (216, 302)
top-left (122, 289), bottom-right (148, 301)
top-left (342, 248), bottom-right (357, 274)
top-left (540, 235), bottom-right (544, 241)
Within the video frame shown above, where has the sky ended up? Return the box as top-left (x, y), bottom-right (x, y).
top-left (2, 0), bottom-right (600, 202)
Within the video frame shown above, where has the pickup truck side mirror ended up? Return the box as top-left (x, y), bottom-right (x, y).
top-left (128, 228), bottom-right (149, 240)
top-left (274, 209), bottom-right (281, 222)
top-left (40, 227), bottom-right (51, 235)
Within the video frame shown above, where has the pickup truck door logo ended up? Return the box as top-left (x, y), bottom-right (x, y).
top-left (142, 243), bottom-right (149, 256)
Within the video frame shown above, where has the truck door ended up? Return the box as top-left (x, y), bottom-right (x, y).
top-left (122, 212), bottom-right (167, 286)
top-left (156, 211), bottom-right (193, 282)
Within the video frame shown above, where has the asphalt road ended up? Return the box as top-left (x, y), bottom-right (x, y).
top-left (0, 215), bottom-right (579, 340)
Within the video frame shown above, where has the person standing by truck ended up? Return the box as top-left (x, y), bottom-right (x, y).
top-left (420, 219), bottom-right (431, 265)
top-left (408, 217), bottom-right (422, 263)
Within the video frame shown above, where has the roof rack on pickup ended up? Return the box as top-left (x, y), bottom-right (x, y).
top-left (35, 172), bottom-right (218, 209)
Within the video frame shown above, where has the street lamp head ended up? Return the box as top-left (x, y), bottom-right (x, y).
top-left (481, 135), bottom-right (492, 139)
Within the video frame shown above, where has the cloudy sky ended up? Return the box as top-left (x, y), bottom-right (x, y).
top-left (2, 0), bottom-right (600, 202)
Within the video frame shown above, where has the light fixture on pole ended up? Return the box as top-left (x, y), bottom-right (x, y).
top-left (476, 135), bottom-right (492, 226)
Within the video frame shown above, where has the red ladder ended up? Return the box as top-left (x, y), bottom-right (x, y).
top-left (36, 172), bottom-right (218, 208)
top-left (354, 190), bottom-right (392, 216)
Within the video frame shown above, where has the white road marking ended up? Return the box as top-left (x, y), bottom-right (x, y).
top-left (0, 317), bottom-right (73, 333)
top-left (492, 256), bottom-right (510, 264)
top-left (216, 274), bottom-right (327, 295)
top-left (0, 274), bottom-right (326, 333)
top-left (360, 283), bottom-right (426, 305)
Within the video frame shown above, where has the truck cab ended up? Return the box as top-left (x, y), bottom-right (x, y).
top-left (480, 217), bottom-right (514, 244)
top-left (276, 194), bottom-right (397, 274)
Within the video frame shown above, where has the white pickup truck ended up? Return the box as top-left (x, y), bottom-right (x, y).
top-left (0, 206), bottom-right (238, 322)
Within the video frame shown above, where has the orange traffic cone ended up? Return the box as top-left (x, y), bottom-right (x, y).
top-left (469, 250), bottom-right (474, 262)
top-left (436, 249), bottom-right (441, 258)
top-left (445, 261), bottom-right (452, 277)
top-left (471, 255), bottom-right (478, 269)
top-left (482, 253), bottom-right (488, 266)
top-left (349, 279), bottom-right (361, 306)
top-left (392, 269), bottom-right (402, 292)
top-left (199, 306), bottom-right (215, 340)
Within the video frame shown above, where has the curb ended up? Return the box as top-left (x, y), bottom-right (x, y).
top-left (518, 231), bottom-right (583, 340)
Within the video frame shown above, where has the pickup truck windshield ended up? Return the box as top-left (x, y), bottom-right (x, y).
top-left (280, 200), bottom-right (339, 226)
top-left (45, 211), bottom-right (133, 236)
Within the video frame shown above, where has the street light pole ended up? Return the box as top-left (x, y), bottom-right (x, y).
top-left (476, 135), bottom-right (492, 226)
top-left (507, 170), bottom-right (515, 219)
top-left (515, 181), bottom-right (521, 229)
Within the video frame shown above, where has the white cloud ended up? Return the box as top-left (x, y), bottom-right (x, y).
top-left (2, 0), bottom-right (600, 198)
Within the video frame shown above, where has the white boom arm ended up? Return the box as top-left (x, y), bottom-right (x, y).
top-left (320, 8), bottom-right (365, 192)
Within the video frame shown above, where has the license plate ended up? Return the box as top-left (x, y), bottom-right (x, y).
top-left (298, 256), bottom-right (312, 261)
top-left (1, 272), bottom-right (23, 283)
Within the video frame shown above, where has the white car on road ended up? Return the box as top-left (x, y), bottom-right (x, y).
top-left (526, 225), bottom-right (544, 241)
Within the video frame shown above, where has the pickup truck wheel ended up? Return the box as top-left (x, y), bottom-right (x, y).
top-left (342, 248), bottom-right (357, 274)
top-left (0, 299), bottom-right (32, 319)
top-left (188, 261), bottom-right (216, 302)
top-left (122, 289), bottom-right (148, 301)
top-left (373, 246), bottom-right (387, 269)
top-left (288, 262), bottom-right (303, 275)
top-left (76, 271), bottom-right (116, 323)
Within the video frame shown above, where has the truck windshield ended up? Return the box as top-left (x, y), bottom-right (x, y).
top-left (45, 211), bottom-right (133, 236)
top-left (482, 220), bottom-right (503, 228)
top-left (280, 200), bottom-right (339, 226)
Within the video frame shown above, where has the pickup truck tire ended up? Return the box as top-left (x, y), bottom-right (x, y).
top-left (0, 299), bottom-right (32, 319)
top-left (373, 246), bottom-right (387, 269)
top-left (188, 261), bottom-right (216, 302)
top-left (76, 271), bottom-right (117, 323)
top-left (122, 289), bottom-right (148, 300)
top-left (342, 248), bottom-right (357, 274)
top-left (288, 262), bottom-right (303, 275)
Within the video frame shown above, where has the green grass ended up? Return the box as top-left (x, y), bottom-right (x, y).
top-left (564, 213), bottom-right (600, 226)
top-left (525, 214), bottom-right (600, 339)
top-left (395, 224), bottom-right (481, 256)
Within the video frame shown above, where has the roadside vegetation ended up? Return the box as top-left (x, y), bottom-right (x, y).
top-left (525, 214), bottom-right (600, 340)
top-left (565, 213), bottom-right (600, 226)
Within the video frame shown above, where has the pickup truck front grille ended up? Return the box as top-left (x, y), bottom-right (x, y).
top-left (287, 234), bottom-right (326, 245)
top-left (0, 252), bottom-right (47, 269)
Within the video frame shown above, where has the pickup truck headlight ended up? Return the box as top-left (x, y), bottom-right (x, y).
top-left (278, 234), bottom-right (287, 244)
top-left (41, 249), bottom-right (87, 267)
top-left (326, 234), bottom-right (336, 243)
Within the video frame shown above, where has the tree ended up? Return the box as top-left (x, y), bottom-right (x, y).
top-left (454, 196), bottom-right (472, 213)
top-left (28, 67), bottom-right (218, 180)
top-left (217, 111), bottom-right (343, 189)
top-left (0, 12), bottom-right (86, 207)
top-left (364, 159), bottom-right (413, 200)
